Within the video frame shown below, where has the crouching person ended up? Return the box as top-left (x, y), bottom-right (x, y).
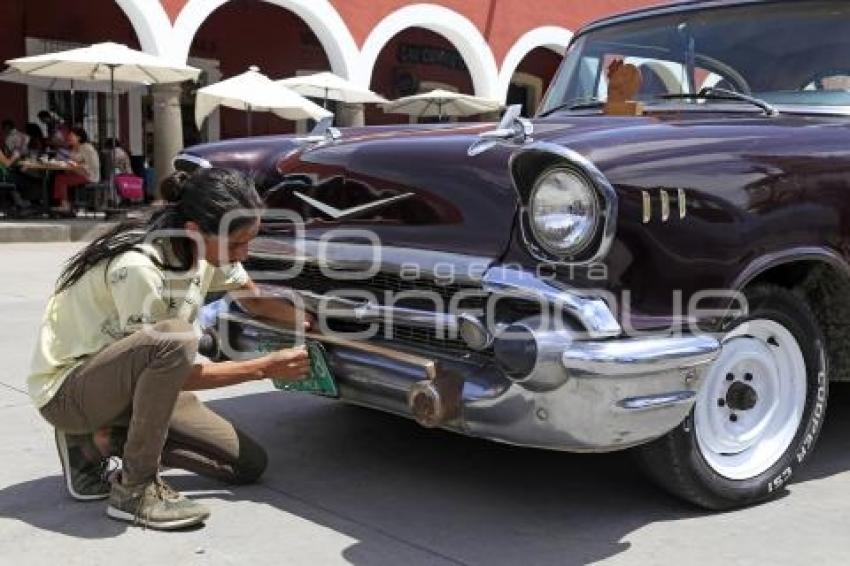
top-left (27, 168), bottom-right (312, 530)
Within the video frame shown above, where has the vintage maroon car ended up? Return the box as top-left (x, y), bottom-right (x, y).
top-left (180, 0), bottom-right (850, 509)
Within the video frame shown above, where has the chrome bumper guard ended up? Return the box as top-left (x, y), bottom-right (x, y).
top-left (227, 251), bottom-right (722, 452)
top-left (463, 332), bottom-right (720, 452)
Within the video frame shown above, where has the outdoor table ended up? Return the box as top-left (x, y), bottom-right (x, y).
top-left (19, 159), bottom-right (78, 217)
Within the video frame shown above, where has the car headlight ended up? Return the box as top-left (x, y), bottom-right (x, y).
top-left (529, 167), bottom-right (599, 256)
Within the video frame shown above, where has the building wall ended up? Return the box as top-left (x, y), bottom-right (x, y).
top-left (189, 0), bottom-right (331, 138)
top-left (0, 0), bottom-right (138, 137)
top-left (161, 0), bottom-right (663, 64)
top-left (367, 28), bottom-right (475, 126)
top-left (1, 0), bottom-right (665, 153)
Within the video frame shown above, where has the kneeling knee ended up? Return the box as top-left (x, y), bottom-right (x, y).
top-left (232, 433), bottom-right (268, 485)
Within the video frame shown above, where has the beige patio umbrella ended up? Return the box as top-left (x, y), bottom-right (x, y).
top-left (0, 67), bottom-right (142, 125)
top-left (277, 71), bottom-right (387, 108)
top-left (6, 42), bottom-right (201, 204)
top-left (5, 42), bottom-right (201, 84)
top-left (196, 66), bottom-right (332, 135)
top-left (382, 89), bottom-right (503, 120)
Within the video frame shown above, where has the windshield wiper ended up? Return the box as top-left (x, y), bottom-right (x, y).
top-left (538, 97), bottom-right (605, 117)
top-left (659, 86), bottom-right (779, 116)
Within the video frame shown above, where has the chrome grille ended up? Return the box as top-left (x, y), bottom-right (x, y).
top-left (244, 255), bottom-right (489, 356)
top-left (245, 256), bottom-right (486, 311)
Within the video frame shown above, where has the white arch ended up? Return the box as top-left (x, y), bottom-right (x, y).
top-left (171, 0), bottom-right (360, 78)
top-left (114, 0), bottom-right (174, 55)
top-left (497, 26), bottom-right (573, 101)
top-left (359, 4), bottom-right (500, 98)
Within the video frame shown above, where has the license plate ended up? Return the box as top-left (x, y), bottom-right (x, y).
top-left (270, 340), bottom-right (339, 398)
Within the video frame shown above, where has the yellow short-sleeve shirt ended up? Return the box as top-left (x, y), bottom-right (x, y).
top-left (27, 239), bottom-right (249, 408)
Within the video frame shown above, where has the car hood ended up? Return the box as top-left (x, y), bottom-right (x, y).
top-left (185, 110), bottom-right (838, 262)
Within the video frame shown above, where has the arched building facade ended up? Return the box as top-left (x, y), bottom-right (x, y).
top-left (0, 0), bottom-right (659, 171)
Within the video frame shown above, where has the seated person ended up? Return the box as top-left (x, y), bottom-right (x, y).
top-left (52, 127), bottom-right (100, 213)
top-left (24, 123), bottom-right (46, 159)
top-left (104, 138), bottom-right (132, 175)
top-left (37, 110), bottom-right (71, 159)
top-left (2, 119), bottom-right (28, 157)
top-left (0, 149), bottom-right (31, 213)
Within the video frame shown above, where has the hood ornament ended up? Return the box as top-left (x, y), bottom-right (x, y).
top-left (295, 116), bottom-right (342, 146)
top-left (468, 104), bottom-right (533, 156)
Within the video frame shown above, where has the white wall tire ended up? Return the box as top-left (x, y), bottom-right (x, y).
top-left (635, 285), bottom-right (828, 510)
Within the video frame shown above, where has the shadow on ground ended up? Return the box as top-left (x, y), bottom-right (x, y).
top-left (4, 383), bottom-right (850, 565)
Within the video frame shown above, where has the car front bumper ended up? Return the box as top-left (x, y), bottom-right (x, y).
top-left (223, 311), bottom-right (721, 453)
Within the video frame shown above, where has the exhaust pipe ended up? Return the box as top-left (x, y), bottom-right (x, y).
top-left (408, 372), bottom-right (463, 428)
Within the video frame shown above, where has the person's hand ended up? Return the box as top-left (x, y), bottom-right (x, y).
top-left (259, 345), bottom-right (310, 382)
top-left (303, 311), bottom-right (317, 332)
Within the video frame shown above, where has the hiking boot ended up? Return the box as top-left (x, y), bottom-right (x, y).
top-left (55, 429), bottom-right (116, 501)
top-left (106, 476), bottom-right (210, 530)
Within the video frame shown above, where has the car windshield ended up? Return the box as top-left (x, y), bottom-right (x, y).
top-left (540, 0), bottom-right (850, 114)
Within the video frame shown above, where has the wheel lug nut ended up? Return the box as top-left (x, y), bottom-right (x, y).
top-left (726, 373), bottom-right (734, 381)
top-left (718, 398), bottom-right (726, 407)
top-left (745, 373), bottom-right (753, 381)
top-left (730, 414), bottom-right (738, 423)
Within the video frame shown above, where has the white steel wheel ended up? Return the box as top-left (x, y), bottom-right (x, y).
top-left (694, 319), bottom-right (807, 480)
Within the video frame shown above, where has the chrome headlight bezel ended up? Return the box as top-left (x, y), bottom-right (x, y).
top-left (527, 166), bottom-right (601, 258)
top-left (510, 143), bottom-right (618, 265)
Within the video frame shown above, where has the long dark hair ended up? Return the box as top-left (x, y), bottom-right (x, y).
top-left (55, 167), bottom-right (264, 294)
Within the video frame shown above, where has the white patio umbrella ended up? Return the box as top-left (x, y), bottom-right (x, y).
top-left (196, 66), bottom-right (332, 134)
top-left (0, 67), bottom-right (142, 125)
top-left (382, 89), bottom-right (503, 120)
top-left (277, 71), bottom-right (387, 108)
top-left (6, 42), bottom-right (201, 207)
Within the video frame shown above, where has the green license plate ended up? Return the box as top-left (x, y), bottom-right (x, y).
top-left (267, 340), bottom-right (339, 398)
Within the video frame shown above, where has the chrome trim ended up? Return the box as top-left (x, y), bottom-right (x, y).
top-left (249, 237), bottom-right (493, 284)
top-left (295, 116), bottom-right (342, 145)
top-left (221, 311), bottom-right (439, 379)
top-left (482, 265), bottom-right (621, 338)
top-left (468, 104), bottom-right (534, 157)
top-left (252, 283), bottom-right (492, 350)
top-left (459, 313), bottom-right (494, 350)
top-left (641, 190), bottom-right (651, 223)
top-left (510, 142), bottom-right (618, 266)
top-left (678, 188), bottom-right (687, 219)
top-left (293, 190), bottom-right (414, 220)
top-left (562, 334), bottom-right (721, 376)
top-left (493, 319), bottom-right (573, 390)
top-left (660, 189), bottom-right (670, 222)
top-left (173, 153), bottom-right (212, 171)
top-left (248, 242), bottom-right (621, 338)
top-left (463, 329), bottom-right (721, 451)
top-left (226, 298), bottom-right (724, 452)
top-left (616, 391), bottom-right (696, 412)
top-left (294, 288), bottom-right (464, 333)
top-left (774, 105), bottom-right (850, 117)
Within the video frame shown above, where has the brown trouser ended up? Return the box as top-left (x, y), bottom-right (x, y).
top-left (39, 318), bottom-right (267, 486)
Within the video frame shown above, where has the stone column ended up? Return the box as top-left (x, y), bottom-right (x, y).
top-left (152, 83), bottom-right (184, 201)
top-left (337, 103), bottom-right (365, 127)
